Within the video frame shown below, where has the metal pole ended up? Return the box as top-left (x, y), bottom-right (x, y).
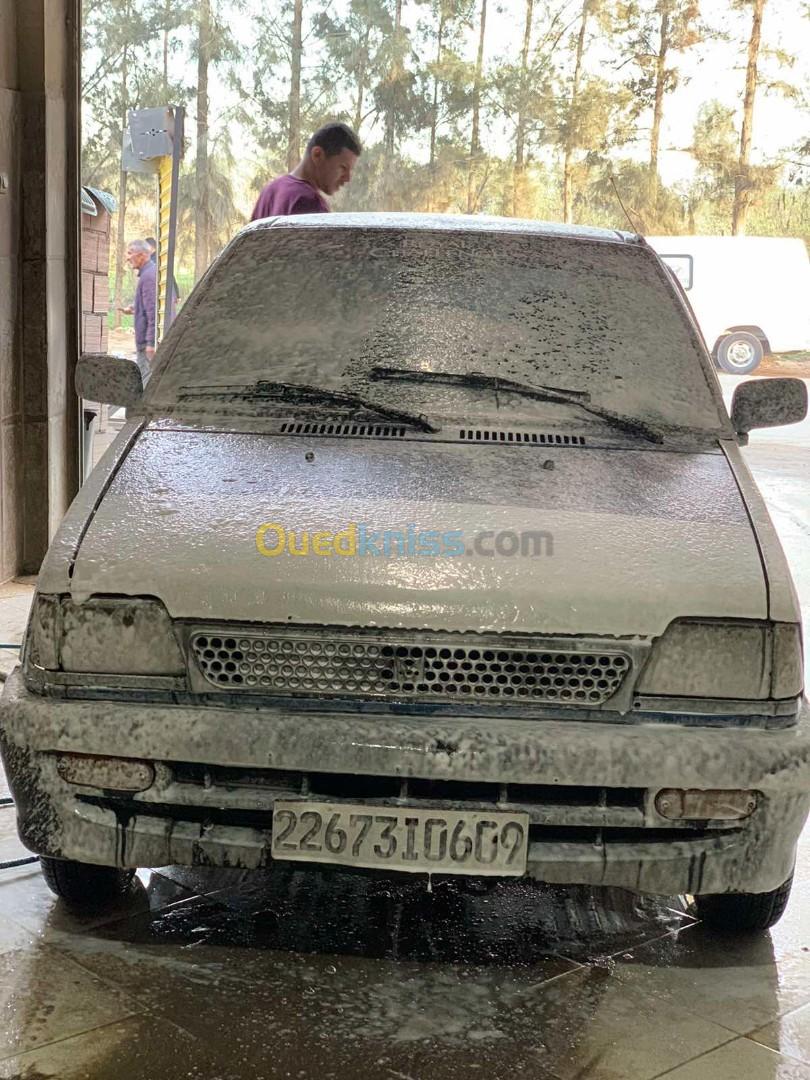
top-left (163, 106), bottom-right (184, 338)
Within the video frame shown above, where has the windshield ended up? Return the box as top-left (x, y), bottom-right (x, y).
top-left (145, 222), bottom-right (726, 434)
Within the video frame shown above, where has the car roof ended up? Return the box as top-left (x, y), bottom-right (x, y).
top-left (244, 211), bottom-right (641, 247)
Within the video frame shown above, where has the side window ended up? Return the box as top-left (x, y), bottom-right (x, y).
top-left (659, 254), bottom-right (694, 291)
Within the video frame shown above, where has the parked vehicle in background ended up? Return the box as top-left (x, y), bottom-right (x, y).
top-left (647, 236), bottom-right (810, 374)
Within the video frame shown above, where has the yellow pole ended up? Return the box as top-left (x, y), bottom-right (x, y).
top-left (156, 154), bottom-right (173, 340)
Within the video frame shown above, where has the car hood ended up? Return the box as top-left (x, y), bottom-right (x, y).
top-left (67, 428), bottom-right (767, 637)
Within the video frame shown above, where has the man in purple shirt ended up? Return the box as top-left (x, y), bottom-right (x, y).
top-left (251, 122), bottom-right (362, 220)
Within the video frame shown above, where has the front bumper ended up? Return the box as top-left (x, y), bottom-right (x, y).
top-left (2, 667), bottom-right (809, 895)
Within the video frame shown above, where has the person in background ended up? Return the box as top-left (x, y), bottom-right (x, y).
top-left (120, 236), bottom-right (158, 317)
top-left (250, 122), bottom-right (361, 220)
top-left (125, 239), bottom-right (156, 374)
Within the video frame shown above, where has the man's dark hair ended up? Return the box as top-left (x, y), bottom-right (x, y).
top-left (307, 122), bottom-right (362, 158)
top-left (145, 236), bottom-right (157, 248)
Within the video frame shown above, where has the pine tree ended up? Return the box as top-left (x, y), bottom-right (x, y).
top-left (195, 0), bottom-right (213, 283)
top-left (239, 0), bottom-right (337, 191)
top-left (560, 0), bottom-right (619, 223)
top-left (315, 0), bottom-right (394, 137)
top-left (82, 0), bottom-right (185, 324)
top-left (419, 0), bottom-right (474, 169)
top-left (687, 100), bottom-right (738, 231)
top-left (191, 0), bottom-right (239, 279)
top-left (732, 0), bottom-right (766, 234)
top-left (618, 0), bottom-right (706, 207)
top-left (288, 0), bottom-right (304, 169)
top-left (466, 0), bottom-right (487, 213)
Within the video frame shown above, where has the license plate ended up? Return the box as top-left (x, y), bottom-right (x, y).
top-left (270, 801), bottom-right (529, 876)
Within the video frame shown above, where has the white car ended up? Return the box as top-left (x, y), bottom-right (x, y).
top-left (647, 235), bottom-right (810, 374)
top-left (2, 214), bottom-right (809, 932)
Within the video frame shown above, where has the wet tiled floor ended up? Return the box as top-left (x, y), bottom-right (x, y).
top-left (1, 399), bottom-right (809, 1079)
top-left (1, 838), bottom-right (810, 1079)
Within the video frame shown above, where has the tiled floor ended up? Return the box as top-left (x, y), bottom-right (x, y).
top-left (1, 392), bottom-right (809, 1079)
top-left (0, 837), bottom-right (809, 1079)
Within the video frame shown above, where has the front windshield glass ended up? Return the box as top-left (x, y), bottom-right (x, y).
top-left (145, 222), bottom-right (725, 433)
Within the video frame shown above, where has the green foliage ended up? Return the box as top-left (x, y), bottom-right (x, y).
top-left (689, 99), bottom-right (737, 216)
top-left (417, 0), bottom-right (477, 159)
top-left (235, 1), bottom-right (336, 154)
top-left (175, 130), bottom-right (244, 266)
top-left (617, 0), bottom-right (706, 106)
top-left (82, 2), bottom-right (191, 190)
top-left (315, 0), bottom-right (396, 134)
top-left (82, 0), bottom-right (810, 289)
top-left (585, 158), bottom-right (687, 231)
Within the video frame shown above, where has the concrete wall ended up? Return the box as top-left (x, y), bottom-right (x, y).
top-left (0, 0), bottom-right (23, 581)
top-left (0, 0), bottom-right (80, 580)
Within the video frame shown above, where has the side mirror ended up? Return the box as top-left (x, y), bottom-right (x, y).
top-left (75, 353), bottom-right (144, 409)
top-left (730, 378), bottom-right (807, 436)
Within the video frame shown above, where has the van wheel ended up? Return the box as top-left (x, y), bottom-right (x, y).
top-left (695, 873), bottom-right (793, 934)
top-left (716, 332), bottom-right (764, 374)
top-left (40, 856), bottom-right (135, 910)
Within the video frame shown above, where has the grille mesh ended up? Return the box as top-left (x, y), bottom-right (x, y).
top-left (190, 631), bottom-right (630, 705)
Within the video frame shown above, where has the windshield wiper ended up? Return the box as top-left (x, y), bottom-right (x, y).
top-left (177, 380), bottom-right (439, 433)
top-left (371, 366), bottom-right (590, 402)
top-left (370, 366), bottom-right (662, 444)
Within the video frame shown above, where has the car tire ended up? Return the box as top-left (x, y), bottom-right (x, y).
top-left (716, 332), bottom-right (764, 374)
top-left (40, 856), bottom-right (136, 910)
top-left (694, 872), bottom-right (793, 934)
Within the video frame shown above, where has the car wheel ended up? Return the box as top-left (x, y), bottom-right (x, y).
top-left (40, 856), bottom-right (136, 910)
top-left (716, 332), bottom-right (764, 374)
top-left (694, 872), bottom-right (793, 934)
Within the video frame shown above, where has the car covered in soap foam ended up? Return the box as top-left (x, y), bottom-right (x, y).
top-left (2, 214), bottom-right (809, 931)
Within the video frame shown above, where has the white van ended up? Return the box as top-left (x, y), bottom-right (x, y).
top-left (647, 236), bottom-right (810, 374)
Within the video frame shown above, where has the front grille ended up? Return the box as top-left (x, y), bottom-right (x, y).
top-left (189, 629), bottom-right (630, 705)
top-left (78, 795), bottom-right (737, 846)
top-left (528, 826), bottom-right (741, 844)
top-left (171, 765), bottom-right (646, 812)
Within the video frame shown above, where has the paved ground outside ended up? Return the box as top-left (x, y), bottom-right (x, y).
top-left (1, 376), bottom-right (810, 1079)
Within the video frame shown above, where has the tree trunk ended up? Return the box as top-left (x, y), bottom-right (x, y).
top-left (112, 33), bottom-right (129, 331)
top-left (287, 0), bottom-right (303, 171)
top-left (163, 0), bottom-right (171, 94)
top-left (513, 0), bottom-right (534, 216)
top-left (732, 0), bottom-right (766, 235)
top-left (648, 3), bottom-right (670, 209)
top-left (429, 9), bottom-right (446, 169)
top-left (467, 0), bottom-right (487, 213)
top-left (194, 0), bottom-right (212, 283)
top-left (353, 21), bottom-right (371, 134)
top-left (562, 0), bottom-right (588, 224)
top-left (385, 0), bottom-right (403, 155)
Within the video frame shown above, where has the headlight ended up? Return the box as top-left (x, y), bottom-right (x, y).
top-left (636, 619), bottom-right (803, 700)
top-left (27, 594), bottom-right (184, 676)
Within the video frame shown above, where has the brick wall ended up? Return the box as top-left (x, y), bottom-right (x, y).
top-left (80, 203), bottom-right (110, 353)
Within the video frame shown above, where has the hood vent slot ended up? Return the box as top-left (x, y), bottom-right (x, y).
top-left (459, 429), bottom-right (586, 446)
top-left (279, 420), bottom-right (407, 438)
